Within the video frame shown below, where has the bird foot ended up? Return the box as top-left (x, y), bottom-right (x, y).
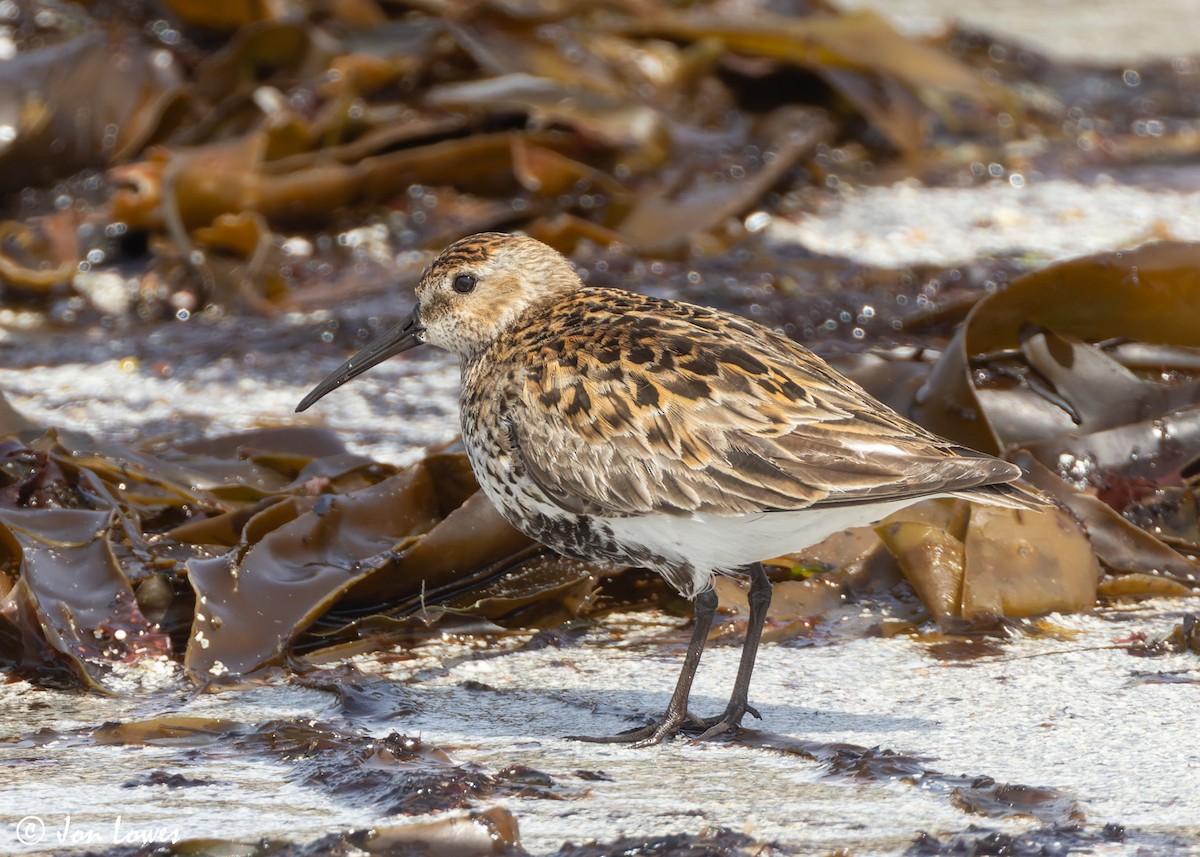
top-left (568, 709), bottom-right (708, 747)
top-left (689, 701), bottom-right (762, 740)
top-left (568, 703), bottom-right (761, 747)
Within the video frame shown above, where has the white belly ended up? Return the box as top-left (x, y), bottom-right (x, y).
top-left (600, 497), bottom-right (941, 598)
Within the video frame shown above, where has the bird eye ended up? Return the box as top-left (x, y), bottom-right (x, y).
top-left (452, 273), bottom-right (477, 294)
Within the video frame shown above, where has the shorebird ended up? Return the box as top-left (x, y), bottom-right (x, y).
top-left (297, 232), bottom-right (1040, 746)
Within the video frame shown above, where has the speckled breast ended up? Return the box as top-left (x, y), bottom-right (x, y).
top-left (457, 365), bottom-right (617, 566)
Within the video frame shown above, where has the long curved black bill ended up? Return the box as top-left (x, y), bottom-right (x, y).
top-left (295, 306), bottom-right (424, 412)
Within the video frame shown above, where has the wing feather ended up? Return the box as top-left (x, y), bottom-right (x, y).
top-left (500, 289), bottom-right (1018, 518)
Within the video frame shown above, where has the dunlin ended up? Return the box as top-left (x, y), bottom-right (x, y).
top-left (297, 233), bottom-right (1041, 746)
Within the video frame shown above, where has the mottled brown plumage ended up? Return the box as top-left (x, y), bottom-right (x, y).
top-left (297, 232), bottom-right (1043, 746)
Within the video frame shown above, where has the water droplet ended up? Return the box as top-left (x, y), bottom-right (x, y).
top-left (744, 211), bottom-right (771, 232)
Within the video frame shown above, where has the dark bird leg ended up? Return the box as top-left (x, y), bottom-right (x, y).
top-left (572, 585), bottom-right (719, 747)
top-left (694, 562), bottom-right (772, 738)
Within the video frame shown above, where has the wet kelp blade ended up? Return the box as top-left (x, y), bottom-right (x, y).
top-left (0, 26), bottom-right (186, 195)
top-left (184, 448), bottom-right (563, 678)
top-left (616, 107), bottom-right (832, 254)
top-left (1016, 452), bottom-right (1200, 586)
top-left (0, 507), bottom-right (169, 687)
top-left (185, 466), bottom-right (443, 679)
top-left (0, 402), bottom-right (597, 684)
top-left (3, 0), bottom-right (1039, 315)
top-left (737, 729), bottom-right (1084, 824)
top-left (909, 242), bottom-right (1200, 587)
top-left (914, 242), bottom-right (1200, 453)
top-left (622, 9), bottom-right (989, 154)
top-left (874, 499), bottom-right (1098, 624)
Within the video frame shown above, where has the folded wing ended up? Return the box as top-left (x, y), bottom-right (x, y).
top-left (508, 292), bottom-right (1019, 518)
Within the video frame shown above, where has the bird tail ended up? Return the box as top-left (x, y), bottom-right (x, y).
top-left (950, 479), bottom-right (1053, 511)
